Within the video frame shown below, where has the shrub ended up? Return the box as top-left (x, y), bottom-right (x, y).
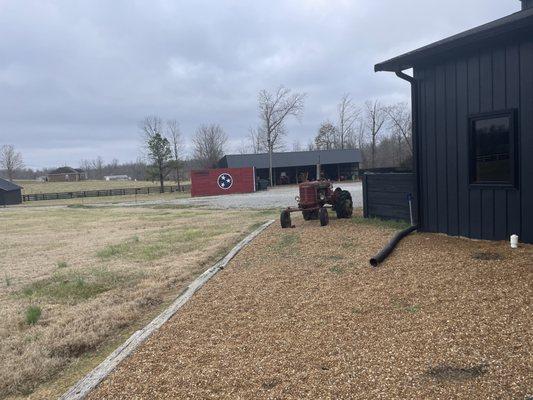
top-left (25, 306), bottom-right (42, 325)
top-left (56, 261), bottom-right (68, 269)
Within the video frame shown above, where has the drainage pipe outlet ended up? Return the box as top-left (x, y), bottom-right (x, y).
top-left (369, 225), bottom-right (418, 267)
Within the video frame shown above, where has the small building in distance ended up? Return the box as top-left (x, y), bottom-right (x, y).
top-left (0, 178), bottom-right (22, 206)
top-left (46, 167), bottom-right (88, 182)
top-left (218, 149), bottom-right (361, 185)
top-left (104, 175), bottom-right (131, 181)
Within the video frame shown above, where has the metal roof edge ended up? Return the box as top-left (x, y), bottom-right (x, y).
top-left (375, 8), bottom-right (533, 72)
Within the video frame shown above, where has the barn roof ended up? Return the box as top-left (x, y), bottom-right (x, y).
top-left (49, 167), bottom-right (84, 174)
top-left (0, 177), bottom-right (22, 192)
top-left (219, 149), bottom-right (361, 169)
top-left (375, 6), bottom-right (533, 72)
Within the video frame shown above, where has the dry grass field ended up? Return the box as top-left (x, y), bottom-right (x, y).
top-left (0, 205), bottom-right (276, 399)
top-left (15, 180), bottom-right (187, 195)
top-left (19, 191), bottom-right (191, 208)
top-left (88, 215), bottom-right (532, 399)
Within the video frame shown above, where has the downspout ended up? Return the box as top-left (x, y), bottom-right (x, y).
top-left (395, 69), bottom-right (422, 230)
top-left (368, 69), bottom-right (421, 267)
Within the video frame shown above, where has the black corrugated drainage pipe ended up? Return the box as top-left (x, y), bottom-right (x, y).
top-left (369, 225), bottom-right (418, 267)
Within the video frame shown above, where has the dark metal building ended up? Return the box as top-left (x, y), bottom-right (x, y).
top-left (219, 149), bottom-right (361, 185)
top-left (0, 178), bottom-right (22, 206)
top-left (376, 0), bottom-right (533, 244)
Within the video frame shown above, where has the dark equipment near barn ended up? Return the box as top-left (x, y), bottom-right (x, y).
top-left (280, 181), bottom-right (353, 228)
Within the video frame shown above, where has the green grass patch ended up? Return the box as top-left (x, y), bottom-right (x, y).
top-left (56, 261), bottom-right (68, 269)
top-left (340, 241), bottom-right (357, 249)
top-left (96, 227), bottom-right (230, 262)
top-left (149, 204), bottom-right (197, 210)
top-left (25, 306), bottom-right (42, 325)
top-left (404, 305), bottom-right (420, 314)
top-left (329, 266), bottom-right (344, 274)
top-left (255, 208), bottom-right (281, 216)
top-left (392, 299), bottom-right (420, 314)
top-left (351, 215), bottom-right (411, 230)
top-left (20, 268), bottom-right (139, 304)
top-left (96, 241), bottom-right (135, 259)
top-left (66, 204), bottom-right (93, 209)
top-left (275, 233), bottom-right (299, 251)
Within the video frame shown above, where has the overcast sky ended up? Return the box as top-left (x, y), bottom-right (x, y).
top-left (0, 0), bottom-right (519, 169)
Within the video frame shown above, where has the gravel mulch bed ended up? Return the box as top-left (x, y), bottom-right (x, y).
top-left (88, 217), bottom-right (532, 399)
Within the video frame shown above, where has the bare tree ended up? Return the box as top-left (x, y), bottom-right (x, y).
top-left (258, 86), bottom-right (305, 185)
top-left (166, 119), bottom-right (184, 190)
top-left (91, 156), bottom-right (104, 180)
top-left (247, 127), bottom-right (266, 154)
top-left (236, 139), bottom-right (251, 155)
top-left (337, 94), bottom-right (360, 149)
top-left (386, 102), bottom-right (413, 155)
top-left (364, 100), bottom-right (388, 168)
top-left (291, 140), bottom-right (302, 151)
top-left (0, 145), bottom-right (24, 181)
top-left (192, 124), bottom-right (228, 168)
top-left (314, 121), bottom-right (338, 150)
top-left (79, 159), bottom-right (93, 178)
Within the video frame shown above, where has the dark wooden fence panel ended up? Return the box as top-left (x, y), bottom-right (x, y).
top-left (22, 184), bottom-right (190, 202)
top-left (363, 173), bottom-right (416, 223)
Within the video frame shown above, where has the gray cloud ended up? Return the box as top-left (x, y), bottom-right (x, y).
top-left (0, 0), bottom-right (518, 168)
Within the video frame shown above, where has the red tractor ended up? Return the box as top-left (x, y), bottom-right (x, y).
top-left (280, 181), bottom-right (353, 228)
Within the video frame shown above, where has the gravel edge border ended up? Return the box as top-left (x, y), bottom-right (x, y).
top-left (60, 219), bottom-right (275, 400)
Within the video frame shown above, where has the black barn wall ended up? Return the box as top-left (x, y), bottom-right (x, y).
top-left (414, 36), bottom-right (533, 243)
top-left (0, 189), bottom-right (22, 206)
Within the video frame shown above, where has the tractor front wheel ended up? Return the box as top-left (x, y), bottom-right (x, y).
top-left (319, 207), bottom-right (329, 226)
top-left (335, 190), bottom-right (353, 219)
top-left (280, 210), bottom-right (292, 229)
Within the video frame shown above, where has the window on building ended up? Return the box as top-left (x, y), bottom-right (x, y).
top-left (469, 111), bottom-right (516, 186)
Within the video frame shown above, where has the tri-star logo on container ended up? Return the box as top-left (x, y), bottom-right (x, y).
top-left (217, 173), bottom-right (233, 190)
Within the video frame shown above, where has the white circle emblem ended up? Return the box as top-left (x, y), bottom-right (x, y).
top-left (217, 173), bottom-right (233, 190)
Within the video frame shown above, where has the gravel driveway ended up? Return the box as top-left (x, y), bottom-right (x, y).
top-left (119, 182), bottom-right (362, 210)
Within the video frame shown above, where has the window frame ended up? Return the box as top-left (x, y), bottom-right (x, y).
top-left (468, 109), bottom-right (518, 189)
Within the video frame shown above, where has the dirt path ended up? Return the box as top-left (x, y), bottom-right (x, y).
top-left (87, 218), bottom-right (532, 399)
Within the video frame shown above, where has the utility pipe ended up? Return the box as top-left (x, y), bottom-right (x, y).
top-left (369, 225), bottom-right (418, 267)
top-left (395, 70), bottom-right (421, 228)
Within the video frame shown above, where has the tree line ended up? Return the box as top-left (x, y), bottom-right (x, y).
top-left (1, 87), bottom-right (412, 183)
top-left (311, 98), bottom-right (412, 170)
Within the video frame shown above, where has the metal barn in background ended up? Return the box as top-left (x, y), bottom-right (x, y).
top-left (218, 149), bottom-right (361, 186)
top-left (375, 0), bottom-right (533, 244)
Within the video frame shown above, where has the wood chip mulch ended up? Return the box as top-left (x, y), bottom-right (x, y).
top-left (87, 218), bottom-right (532, 399)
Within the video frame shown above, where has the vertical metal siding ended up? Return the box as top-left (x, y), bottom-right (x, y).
top-left (520, 40), bottom-right (533, 243)
top-left (506, 45), bottom-right (522, 237)
top-left (445, 60), bottom-right (459, 236)
top-left (415, 37), bottom-right (532, 243)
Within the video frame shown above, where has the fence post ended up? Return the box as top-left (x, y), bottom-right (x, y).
top-left (362, 174), bottom-right (369, 218)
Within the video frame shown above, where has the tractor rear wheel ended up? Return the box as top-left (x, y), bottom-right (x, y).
top-left (302, 210), bottom-right (319, 220)
top-left (280, 210), bottom-right (292, 229)
top-left (319, 207), bottom-right (329, 226)
top-left (335, 190), bottom-right (353, 219)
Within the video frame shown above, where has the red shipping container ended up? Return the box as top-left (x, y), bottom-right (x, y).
top-left (190, 167), bottom-right (256, 197)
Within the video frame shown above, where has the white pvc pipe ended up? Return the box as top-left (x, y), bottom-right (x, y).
top-left (510, 234), bottom-right (519, 249)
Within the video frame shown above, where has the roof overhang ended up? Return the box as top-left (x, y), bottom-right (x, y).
top-left (375, 8), bottom-right (533, 73)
